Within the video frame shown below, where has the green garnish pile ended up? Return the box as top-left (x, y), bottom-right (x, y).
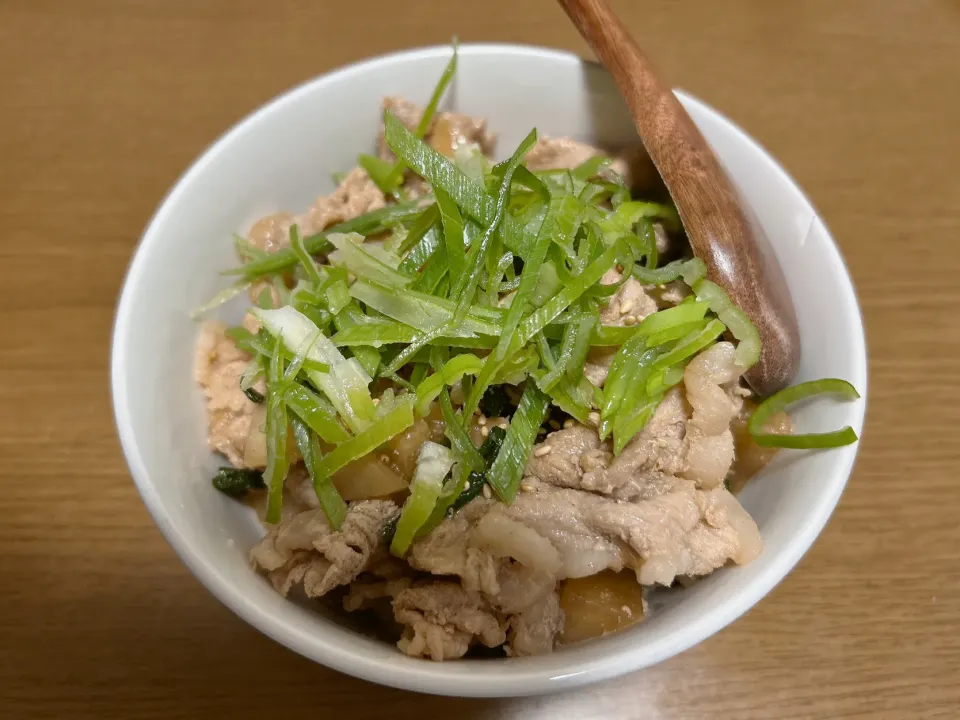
top-left (202, 47), bottom-right (860, 552)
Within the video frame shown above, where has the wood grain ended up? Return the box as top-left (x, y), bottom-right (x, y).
top-left (2, 0), bottom-right (959, 718)
top-left (557, 0), bottom-right (800, 395)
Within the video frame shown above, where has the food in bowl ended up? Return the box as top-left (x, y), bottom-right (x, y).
top-left (193, 48), bottom-right (860, 662)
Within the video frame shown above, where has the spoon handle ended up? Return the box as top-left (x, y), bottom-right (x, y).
top-left (558, 0), bottom-right (800, 395)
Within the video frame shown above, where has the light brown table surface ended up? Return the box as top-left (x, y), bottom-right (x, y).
top-left (3, 1), bottom-right (959, 717)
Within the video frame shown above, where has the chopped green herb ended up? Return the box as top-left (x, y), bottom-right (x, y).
top-left (478, 385), bottom-right (513, 418)
top-left (448, 471), bottom-right (487, 513)
top-left (243, 386), bottom-right (265, 404)
top-left (478, 425), bottom-right (507, 464)
top-left (212, 467), bottom-right (265, 498)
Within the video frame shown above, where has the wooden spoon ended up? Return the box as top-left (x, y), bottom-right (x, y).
top-left (557, 0), bottom-right (800, 395)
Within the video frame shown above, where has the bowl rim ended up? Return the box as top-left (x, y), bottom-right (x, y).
top-left (111, 42), bottom-right (867, 697)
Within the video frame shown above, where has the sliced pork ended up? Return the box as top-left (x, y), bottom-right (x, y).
top-left (250, 501), bottom-right (399, 598)
top-left (393, 582), bottom-right (507, 661)
top-left (195, 321), bottom-right (261, 468)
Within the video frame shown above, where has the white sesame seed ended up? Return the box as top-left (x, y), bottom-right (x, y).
top-left (482, 485), bottom-right (492, 499)
top-left (622, 315), bottom-right (637, 326)
top-left (372, 397), bottom-right (380, 406)
top-left (481, 426), bottom-right (490, 437)
top-left (621, 605), bottom-right (633, 618)
top-left (563, 419), bottom-right (575, 429)
top-left (520, 481), bottom-right (535, 493)
top-left (588, 411), bottom-right (601, 426)
top-left (477, 415), bottom-right (487, 426)
top-left (619, 300), bottom-right (634, 315)
top-left (534, 445), bottom-right (552, 457)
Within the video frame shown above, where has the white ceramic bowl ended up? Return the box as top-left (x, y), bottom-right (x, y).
top-left (111, 44), bottom-right (867, 697)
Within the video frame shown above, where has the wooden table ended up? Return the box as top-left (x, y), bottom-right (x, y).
top-left (3, 1), bottom-right (958, 717)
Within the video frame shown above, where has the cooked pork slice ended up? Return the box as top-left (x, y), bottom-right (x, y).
top-left (194, 321), bottom-right (261, 467)
top-left (299, 167), bottom-right (386, 236)
top-left (342, 577), bottom-right (413, 612)
top-left (505, 589), bottom-right (564, 657)
top-left (285, 465), bottom-right (320, 510)
top-left (523, 137), bottom-right (658, 190)
top-left (598, 269), bottom-right (659, 327)
top-left (500, 481), bottom-right (759, 585)
top-left (244, 168), bottom-right (385, 263)
top-left (648, 279), bottom-right (690, 308)
top-left (393, 582), bottom-right (507, 661)
top-left (583, 270), bottom-right (658, 387)
top-left (407, 499), bottom-right (502, 596)
top-left (415, 476), bottom-right (759, 590)
top-left (525, 136), bottom-right (609, 171)
top-left (525, 388), bottom-right (687, 502)
top-left (580, 387), bottom-right (688, 501)
top-left (524, 423), bottom-right (605, 490)
top-left (247, 212), bottom-right (295, 254)
top-left (583, 346), bottom-right (617, 388)
top-left (681, 342), bottom-right (744, 488)
top-left (684, 342), bottom-right (743, 434)
top-left (242, 169), bottom-right (386, 302)
top-left (249, 501), bottom-right (399, 598)
top-left (653, 222), bottom-right (671, 255)
top-left (377, 96), bottom-right (496, 159)
top-left (524, 137), bottom-right (632, 182)
top-left (488, 563), bottom-right (557, 615)
top-left (408, 502), bottom-right (559, 614)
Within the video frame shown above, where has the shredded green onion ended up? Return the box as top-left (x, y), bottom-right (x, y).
top-left (254, 306), bottom-right (376, 433)
top-left (284, 384), bottom-right (351, 444)
top-left (358, 153), bottom-right (402, 197)
top-left (327, 232), bottom-right (412, 288)
top-left (290, 224), bottom-right (324, 288)
top-left (415, 353), bottom-right (483, 416)
top-left (191, 280), bottom-right (251, 319)
top-left (451, 129), bottom-right (537, 323)
top-left (516, 238), bottom-right (627, 347)
top-left (382, 43), bottom-right (458, 191)
top-left (263, 338), bottom-right (289, 524)
top-left (291, 416), bottom-right (347, 529)
top-left (487, 383), bottom-right (549, 502)
top-left (396, 204), bottom-right (441, 260)
top-left (390, 441), bottom-right (456, 556)
top-left (383, 113), bottom-right (533, 257)
top-left (693, 278), bottom-right (761, 369)
top-left (435, 186), bottom-right (466, 280)
top-left (438, 389), bottom-right (485, 471)
top-left (228, 201), bottom-right (423, 280)
top-left (205, 55), bottom-right (863, 528)
top-left (749, 379), bottom-right (860, 448)
top-left (314, 396), bottom-right (414, 479)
